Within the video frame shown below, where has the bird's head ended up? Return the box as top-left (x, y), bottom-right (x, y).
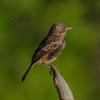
top-left (50, 23), bottom-right (72, 36)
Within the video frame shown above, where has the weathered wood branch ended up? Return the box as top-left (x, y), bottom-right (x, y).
top-left (50, 66), bottom-right (74, 100)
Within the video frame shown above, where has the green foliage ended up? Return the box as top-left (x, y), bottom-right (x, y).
top-left (0, 0), bottom-right (100, 100)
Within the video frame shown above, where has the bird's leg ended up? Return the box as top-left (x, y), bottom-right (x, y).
top-left (43, 64), bottom-right (51, 69)
top-left (44, 64), bottom-right (54, 75)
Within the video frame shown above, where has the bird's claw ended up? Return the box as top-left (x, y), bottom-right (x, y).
top-left (44, 64), bottom-right (54, 75)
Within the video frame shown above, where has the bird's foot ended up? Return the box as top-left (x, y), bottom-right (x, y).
top-left (50, 68), bottom-right (53, 75)
top-left (43, 64), bottom-right (54, 75)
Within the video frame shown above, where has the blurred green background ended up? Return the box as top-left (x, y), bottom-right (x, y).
top-left (0, 0), bottom-right (100, 100)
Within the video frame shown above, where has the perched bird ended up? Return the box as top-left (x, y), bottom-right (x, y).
top-left (22, 23), bottom-right (72, 82)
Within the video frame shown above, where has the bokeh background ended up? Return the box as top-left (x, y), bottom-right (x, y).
top-left (0, 0), bottom-right (100, 100)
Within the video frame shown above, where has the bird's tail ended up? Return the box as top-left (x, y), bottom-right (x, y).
top-left (22, 62), bottom-right (36, 82)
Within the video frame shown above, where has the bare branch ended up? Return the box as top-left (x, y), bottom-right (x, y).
top-left (51, 66), bottom-right (74, 100)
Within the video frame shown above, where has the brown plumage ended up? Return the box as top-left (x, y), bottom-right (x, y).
top-left (22, 23), bottom-right (72, 82)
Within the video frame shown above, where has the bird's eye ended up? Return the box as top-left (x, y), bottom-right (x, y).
top-left (62, 27), bottom-right (65, 30)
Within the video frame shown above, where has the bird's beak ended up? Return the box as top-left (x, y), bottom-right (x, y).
top-left (67, 27), bottom-right (72, 30)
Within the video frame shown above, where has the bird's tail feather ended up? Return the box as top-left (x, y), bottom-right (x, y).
top-left (22, 62), bottom-right (36, 82)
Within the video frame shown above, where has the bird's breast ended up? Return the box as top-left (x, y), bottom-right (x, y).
top-left (38, 55), bottom-right (57, 64)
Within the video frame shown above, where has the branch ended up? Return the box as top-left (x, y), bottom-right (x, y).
top-left (50, 66), bottom-right (74, 100)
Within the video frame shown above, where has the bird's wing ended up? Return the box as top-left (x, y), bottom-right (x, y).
top-left (31, 39), bottom-right (57, 63)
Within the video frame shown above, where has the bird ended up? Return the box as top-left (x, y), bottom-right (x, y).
top-left (22, 23), bottom-right (72, 82)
